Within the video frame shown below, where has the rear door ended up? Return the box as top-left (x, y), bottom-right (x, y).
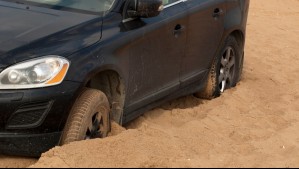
top-left (126, 0), bottom-right (188, 111)
top-left (180, 0), bottom-right (226, 87)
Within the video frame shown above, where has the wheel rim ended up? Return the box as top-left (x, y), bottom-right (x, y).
top-left (219, 46), bottom-right (236, 93)
top-left (85, 110), bottom-right (106, 140)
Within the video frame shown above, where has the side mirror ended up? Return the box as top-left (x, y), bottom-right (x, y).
top-left (126, 0), bottom-right (164, 18)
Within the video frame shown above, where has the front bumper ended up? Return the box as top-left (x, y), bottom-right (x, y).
top-left (0, 81), bottom-right (82, 156)
top-left (0, 132), bottom-right (61, 157)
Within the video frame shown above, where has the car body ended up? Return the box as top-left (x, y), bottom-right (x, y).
top-left (0, 0), bottom-right (249, 156)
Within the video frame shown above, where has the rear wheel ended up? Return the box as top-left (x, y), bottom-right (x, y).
top-left (61, 88), bottom-right (111, 145)
top-left (196, 35), bottom-right (242, 99)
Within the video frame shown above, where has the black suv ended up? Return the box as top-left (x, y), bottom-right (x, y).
top-left (0, 0), bottom-right (249, 156)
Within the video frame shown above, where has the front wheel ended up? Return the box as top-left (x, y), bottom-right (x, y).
top-left (196, 35), bottom-right (243, 99)
top-left (61, 88), bottom-right (111, 145)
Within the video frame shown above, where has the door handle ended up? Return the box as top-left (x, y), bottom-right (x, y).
top-left (173, 24), bottom-right (185, 38)
top-left (213, 8), bottom-right (224, 18)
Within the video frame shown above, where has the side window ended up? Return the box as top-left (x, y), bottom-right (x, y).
top-left (162, 0), bottom-right (181, 5)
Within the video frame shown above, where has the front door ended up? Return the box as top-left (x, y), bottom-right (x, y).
top-left (126, 0), bottom-right (188, 111)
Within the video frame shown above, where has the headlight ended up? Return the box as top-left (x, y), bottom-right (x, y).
top-left (0, 56), bottom-right (70, 89)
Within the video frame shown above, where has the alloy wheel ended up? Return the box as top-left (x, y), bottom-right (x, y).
top-left (85, 111), bottom-right (105, 140)
top-left (219, 46), bottom-right (236, 93)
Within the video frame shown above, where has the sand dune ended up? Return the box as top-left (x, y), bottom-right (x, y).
top-left (1, 0), bottom-right (299, 167)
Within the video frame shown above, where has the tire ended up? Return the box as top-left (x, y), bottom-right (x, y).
top-left (61, 88), bottom-right (111, 145)
top-left (196, 35), bottom-right (242, 99)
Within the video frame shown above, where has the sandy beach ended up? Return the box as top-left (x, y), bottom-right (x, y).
top-left (1, 0), bottom-right (299, 167)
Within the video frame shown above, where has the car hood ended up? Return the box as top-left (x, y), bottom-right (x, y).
top-left (0, 1), bottom-right (102, 66)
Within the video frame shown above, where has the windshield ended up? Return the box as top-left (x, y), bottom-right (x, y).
top-left (13, 0), bottom-right (116, 13)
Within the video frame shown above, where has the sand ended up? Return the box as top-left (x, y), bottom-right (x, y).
top-left (1, 0), bottom-right (299, 167)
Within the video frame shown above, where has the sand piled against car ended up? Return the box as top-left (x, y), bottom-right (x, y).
top-left (1, 0), bottom-right (299, 167)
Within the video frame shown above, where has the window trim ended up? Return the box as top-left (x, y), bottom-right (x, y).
top-left (164, 0), bottom-right (187, 9)
top-left (122, 0), bottom-right (187, 23)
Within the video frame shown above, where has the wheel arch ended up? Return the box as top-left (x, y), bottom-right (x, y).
top-left (218, 28), bottom-right (245, 66)
top-left (85, 68), bottom-right (126, 125)
top-left (229, 29), bottom-right (245, 49)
